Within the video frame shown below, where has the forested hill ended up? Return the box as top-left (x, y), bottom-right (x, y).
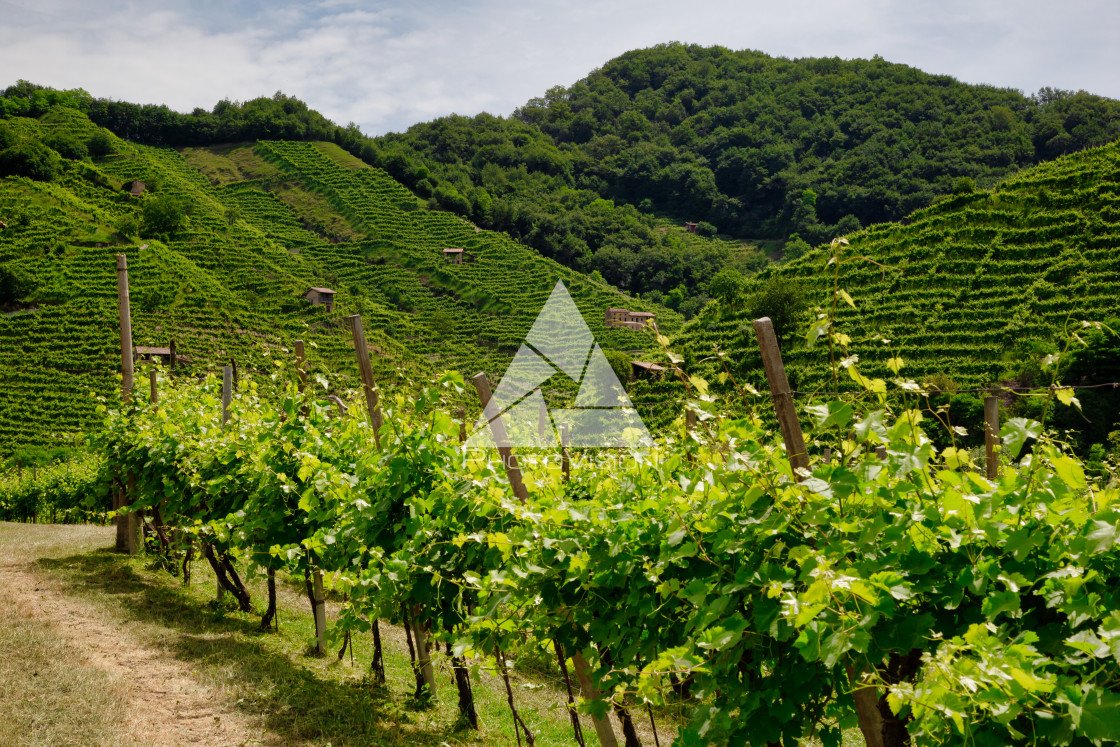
top-left (376, 45), bottom-right (1120, 296)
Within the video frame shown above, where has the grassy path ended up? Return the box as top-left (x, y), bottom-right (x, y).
top-left (0, 523), bottom-right (265, 746)
top-left (0, 522), bottom-right (677, 746)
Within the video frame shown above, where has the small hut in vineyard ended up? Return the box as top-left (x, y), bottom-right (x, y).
top-left (303, 287), bottom-right (337, 311)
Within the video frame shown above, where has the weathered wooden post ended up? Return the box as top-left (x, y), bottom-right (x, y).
top-left (985, 395), bottom-right (1000, 479)
top-left (293, 340), bottom-right (307, 387)
top-left (348, 315), bottom-right (383, 448)
top-left (538, 391), bottom-right (549, 438)
top-left (311, 571), bottom-right (327, 656)
top-left (471, 372), bottom-right (529, 504)
top-left (472, 374), bottom-right (617, 745)
top-left (215, 364), bottom-right (233, 604)
top-left (561, 422), bottom-right (571, 483)
top-left (149, 369), bottom-right (158, 406)
top-left (169, 338), bottom-right (177, 371)
top-left (221, 365), bottom-right (232, 427)
top-left (753, 317), bottom-right (809, 480)
top-left (115, 254), bottom-right (140, 553)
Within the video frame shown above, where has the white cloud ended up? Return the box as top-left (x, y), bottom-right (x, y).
top-left (0, 0), bottom-right (1116, 135)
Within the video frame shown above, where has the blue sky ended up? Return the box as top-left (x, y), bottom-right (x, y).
top-left (2, 0), bottom-right (1117, 135)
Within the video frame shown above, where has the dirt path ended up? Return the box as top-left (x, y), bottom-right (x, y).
top-left (0, 527), bottom-right (272, 746)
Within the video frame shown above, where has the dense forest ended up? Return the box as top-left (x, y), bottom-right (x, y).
top-left (5, 44), bottom-right (1120, 310)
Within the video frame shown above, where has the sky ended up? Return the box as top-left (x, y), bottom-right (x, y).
top-left (1, 0), bottom-right (1117, 135)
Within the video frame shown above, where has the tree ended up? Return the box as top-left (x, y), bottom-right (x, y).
top-left (747, 276), bottom-right (808, 350)
top-left (783, 233), bottom-right (812, 261)
top-left (952, 177), bottom-right (976, 195)
top-left (141, 195), bottom-right (187, 238)
top-left (44, 132), bottom-right (88, 160)
top-left (114, 213), bottom-right (139, 238)
top-left (707, 266), bottom-right (745, 304)
top-left (0, 141), bottom-right (61, 181)
top-left (0, 122), bottom-right (15, 151)
top-left (0, 263), bottom-right (34, 305)
top-left (87, 129), bottom-right (116, 158)
top-left (603, 349), bottom-right (632, 383)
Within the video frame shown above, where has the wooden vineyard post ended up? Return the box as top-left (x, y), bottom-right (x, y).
top-left (221, 365), bottom-right (233, 427)
top-left (348, 315), bottom-right (383, 448)
top-left (149, 369), bottom-right (158, 406)
top-left (115, 254), bottom-right (140, 554)
top-left (571, 650), bottom-right (621, 747)
top-left (169, 339), bottom-right (177, 372)
top-left (214, 365), bottom-right (233, 604)
top-left (685, 408), bottom-right (697, 465)
top-left (312, 570), bottom-right (327, 656)
top-left (753, 317), bottom-right (809, 480)
top-left (538, 391), bottom-right (548, 438)
top-left (116, 255), bottom-right (135, 402)
top-left (985, 395), bottom-right (1000, 479)
top-left (471, 372), bottom-right (529, 504)
top-left (561, 422), bottom-right (571, 482)
top-left (473, 373), bottom-right (619, 746)
top-left (293, 340), bottom-right (307, 387)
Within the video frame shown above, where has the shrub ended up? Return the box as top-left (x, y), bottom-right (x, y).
top-left (696, 220), bottom-right (717, 237)
top-left (952, 176), bottom-right (976, 195)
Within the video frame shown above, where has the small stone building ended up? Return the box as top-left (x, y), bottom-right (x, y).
top-left (443, 247), bottom-right (465, 264)
top-left (127, 181), bottom-right (147, 199)
top-left (605, 308), bottom-right (657, 331)
top-left (684, 221), bottom-right (698, 233)
top-left (303, 287), bottom-right (336, 311)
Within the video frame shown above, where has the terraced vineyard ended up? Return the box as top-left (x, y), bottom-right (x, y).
top-left (677, 140), bottom-right (1120, 396)
top-left (0, 107), bottom-right (676, 454)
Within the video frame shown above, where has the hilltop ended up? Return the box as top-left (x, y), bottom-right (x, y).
top-left (0, 105), bottom-right (674, 456)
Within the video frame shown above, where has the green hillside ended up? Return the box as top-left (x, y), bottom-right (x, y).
top-left (673, 140), bottom-right (1120, 446)
top-left (0, 106), bottom-right (676, 456)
